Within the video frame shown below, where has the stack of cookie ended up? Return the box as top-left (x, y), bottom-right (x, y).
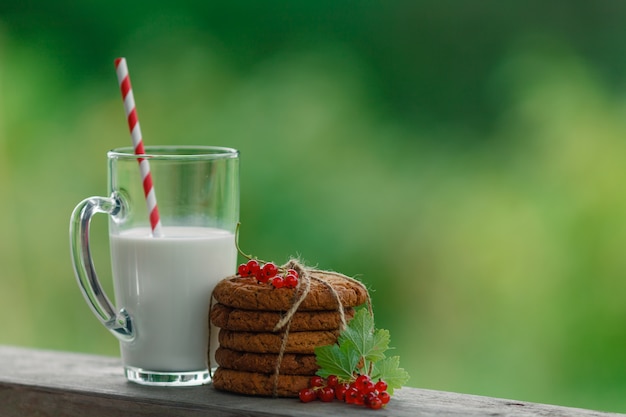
top-left (209, 270), bottom-right (368, 397)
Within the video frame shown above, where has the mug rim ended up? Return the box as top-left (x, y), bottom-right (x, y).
top-left (108, 145), bottom-right (239, 160)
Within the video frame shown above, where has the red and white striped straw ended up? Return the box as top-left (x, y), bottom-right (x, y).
top-left (114, 57), bottom-right (162, 237)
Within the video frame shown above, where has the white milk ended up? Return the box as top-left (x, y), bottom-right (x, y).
top-left (109, 226), bottom-right (236, 372)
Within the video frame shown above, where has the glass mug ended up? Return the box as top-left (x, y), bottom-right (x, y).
top-left (70, 146), bottom-right (239, 386)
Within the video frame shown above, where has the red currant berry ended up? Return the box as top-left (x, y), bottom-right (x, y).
top-left (326, 375), bottom-right (339, 388)
top-left (344, 388), bottom-right (357, 404)
top-left (256, 272), bottom-right (270, 284)
top-left (367, 396), bottom-right (383, 410)
top-left (247, 260), bottom-right (261, 275)
top-left (365, 391), bottom-right (378, 404)
top-left (271, 277), bottom-right (285, 288)
top-left (375, 379), bottom-right (388, 392)
top-left (262, 262), bottom-right (278, 278)
top-left (335, 383), bottom-right (350, 401)
top-left (309, 376), bottom-right (325, 388)
top-left (284, 273), bottom-right (298, 289)
top-left (378, 391), bottom-right (391, 405)
top-left (237, 263), bottom-right (250, 277)
top-left (354, 374), bottom-right (371, 392)
top-left (346, 386), bottom-right (365, 405)
top-left (361, 379), bottom-right (376, 394)
top-left (299, 388), bottom-right (317, 403)
top-left (317, 386), bottom-right (335, 402)
top-left (287, 269), bottom-right (299, 278)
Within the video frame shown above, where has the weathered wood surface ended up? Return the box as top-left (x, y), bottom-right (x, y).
top-left (0, 345), bottom-right (624, 417)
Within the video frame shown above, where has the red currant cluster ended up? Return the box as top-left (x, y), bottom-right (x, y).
top-left (299, 374), bottom-right (390, 410)
top-left (237, 259), bottom-right (299, 289)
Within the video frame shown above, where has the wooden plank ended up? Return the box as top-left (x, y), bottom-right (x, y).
top-left (0, 345), bottom-right (624, 417)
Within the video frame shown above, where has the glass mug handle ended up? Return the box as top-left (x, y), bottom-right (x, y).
top-left (69, 193), bottom-right (134, 342)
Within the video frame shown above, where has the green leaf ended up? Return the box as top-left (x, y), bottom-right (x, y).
top-left (314, 343), bottom-right (360, 381)
top-left (313, 307), bottom-right (410, 394)
top-left (371, 356), bottom-right (410, 395)
top-left (368, 328), bottom-right (390, 362)
top-left (338, 309), bottom-right (389, 363)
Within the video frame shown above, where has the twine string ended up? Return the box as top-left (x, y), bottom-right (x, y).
top-left (269, 259), bottom-right (372, 397)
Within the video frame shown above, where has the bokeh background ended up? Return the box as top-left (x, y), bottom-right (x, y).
top-left (2, 1), bottom-right (626, 412)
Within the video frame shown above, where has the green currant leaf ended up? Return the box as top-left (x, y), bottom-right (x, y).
top-left (371, 356), bottom-right (410, 395)
top-left (313, 307), bottom-right (410, 394)
top-left (314, 343), bottom-right (359, 382)
top-left (338, 309), bottom-right (389, 363)
top-left (368, 328), bottom-right (390, 362)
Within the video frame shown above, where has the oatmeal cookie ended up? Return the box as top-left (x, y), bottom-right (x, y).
top-left (212, 367), bottom-right (310, 397)
top-left (212, 271), bottom-right (367, 311)
top-left (218, 329), bottom-right (340, 354)
top-left (210, 303), bottom-right (355, 332)
top-left (214, 347), bottom-right (318, 375)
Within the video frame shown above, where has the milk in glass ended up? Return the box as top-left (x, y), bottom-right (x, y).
top-left (110, 226), bottom-right (235, 372)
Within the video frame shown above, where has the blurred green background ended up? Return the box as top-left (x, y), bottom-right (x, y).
top-left (2, 0), bottom-right (626, 412)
